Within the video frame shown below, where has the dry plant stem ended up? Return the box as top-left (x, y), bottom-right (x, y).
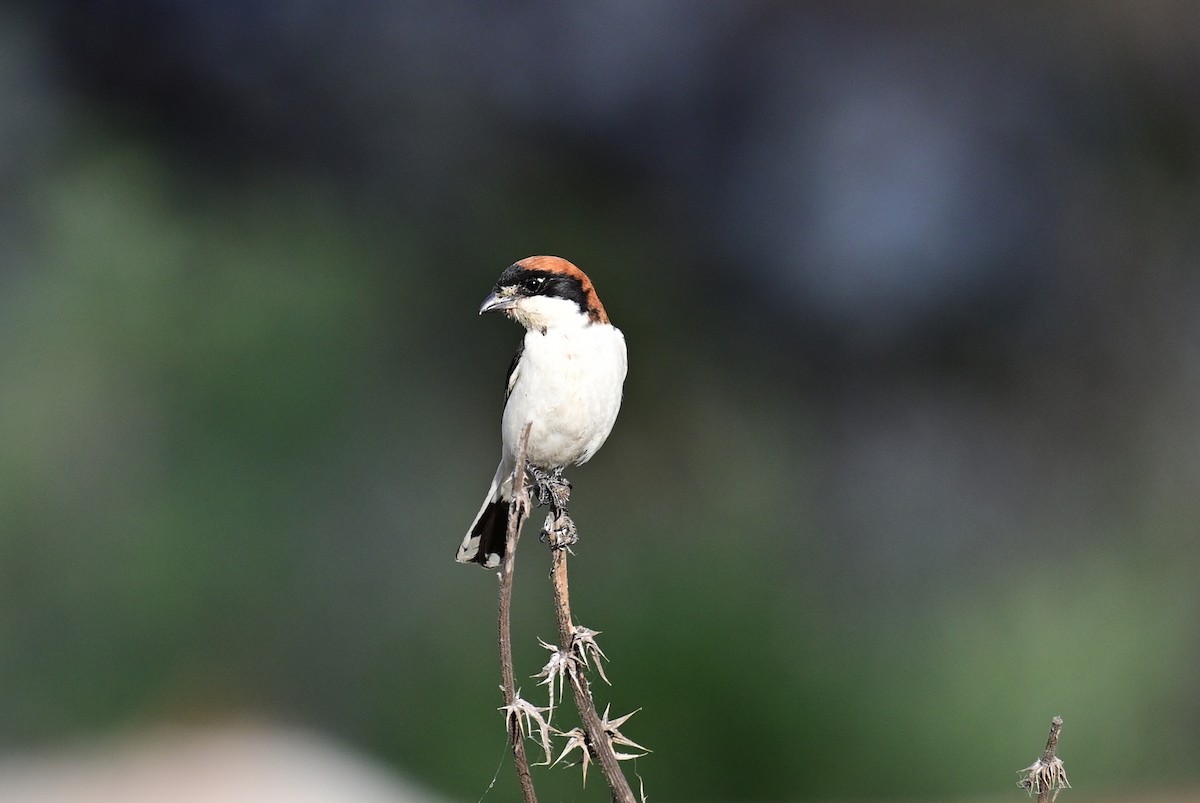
top-left (498, 423), bottom-right (537, 803)
top-left (1036, 717), bottom-right (1064, 803)
top-left (1039, 717), bottom-right (1063, 764)
top-left (1019, 716), bottom-right (1069, 803)
top-left (549, 513), bottom-right (637, 803)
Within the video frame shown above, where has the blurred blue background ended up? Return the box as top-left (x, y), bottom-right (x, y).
top-left (2, 1), bottom-right (1199, 800)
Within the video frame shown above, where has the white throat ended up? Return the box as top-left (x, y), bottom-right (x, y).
top-left (508, 295), bottom-right (589, 332)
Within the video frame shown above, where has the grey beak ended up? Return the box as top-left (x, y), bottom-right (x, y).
top-left (479, 291), bottom-right (517, 315)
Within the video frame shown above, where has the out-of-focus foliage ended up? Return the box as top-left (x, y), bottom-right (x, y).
top-left (2, 2), bottom-right (1199, 800)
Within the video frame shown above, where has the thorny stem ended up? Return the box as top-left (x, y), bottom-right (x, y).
top-left (1037, 717), bottom-right (1064, 803)
top-left (1019, 716), bottom-right (1069, 803)
top-left (1040, 717), bottom-right (1063, 767)
top-left (548, 501), bottom-right (638, 803)
top-left (498, 423), bottom-right (537, 803)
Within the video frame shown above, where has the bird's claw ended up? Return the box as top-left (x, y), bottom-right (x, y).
top-left (527, 463), bottom-right (572, 509)
top-left (510, 487), bottom-right (532, 523)
top-left (539, 510), bottom-right (579, 549)
top-left (528, 463), bottom-right (576, 549)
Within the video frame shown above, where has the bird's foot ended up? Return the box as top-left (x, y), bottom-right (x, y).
top-left (539, 510), bottom-right (579, 549)
top-left (510, 485), bottom-right (532, 524)
top-left (527, 463), bottom-right (572, 509)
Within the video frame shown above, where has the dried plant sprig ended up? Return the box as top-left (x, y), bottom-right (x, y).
top-left (1019, 755), bottom-right (1071, 802)
top-left (548, 705), bottom-right (650, 787)
top-left (550, 727), bottom-right (593, 785)
top-left (571, 625), bottom-right (610, 685)
top-left (535, 624), bottom-right (610, 715)
top-left (496, 424), bottom-right (538, 803)
top-left (600, 705), bottom-right (651, 760)
top-left (500, 689), bottom-right (554, 766)
top-left (1018, 716), bottom-right (1070, 802)
top-left (534, 637), bottom-right (575, 718)
top-left (545, 477), bottom-right (640, 803)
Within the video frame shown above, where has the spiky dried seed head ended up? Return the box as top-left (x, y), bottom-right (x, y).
top-left (499, 689), bottom-right (554, 765)
top-left (1018, 756), bottom-right (1070, 801)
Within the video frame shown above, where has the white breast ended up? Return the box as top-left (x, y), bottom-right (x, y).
top-left (502, 323), bottom-right (627, 470)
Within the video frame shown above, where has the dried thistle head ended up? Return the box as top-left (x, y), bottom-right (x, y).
top-left (550, 726), bottom-right (593, 785)
top-left (549, 707), bottom-right (651, 787)
top-left (1018, 755), bottom-right (1070, 800)
top-left (534, 637), bottom-right (578, 717)
top-left (1019, 716), bottom-right (1069, 801)
top-left (499, 689), bottom-right (554, 765)
top-left (600, 704), bottom-right (651, 760)
top-left (571, 625), bottom-right (610, 685)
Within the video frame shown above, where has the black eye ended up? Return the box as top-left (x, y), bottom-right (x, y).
top-left (523, 276), bottom-right (548, 293)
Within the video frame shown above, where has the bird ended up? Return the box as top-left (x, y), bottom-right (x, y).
top-left (457, 256), bottom-right (627, 569)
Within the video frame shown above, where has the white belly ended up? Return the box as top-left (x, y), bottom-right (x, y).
top-left (502, 325), bottom-right (627, 469)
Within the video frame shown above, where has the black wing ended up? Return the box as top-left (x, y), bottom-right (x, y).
top-left (504, 339), bottom-right (524, 404)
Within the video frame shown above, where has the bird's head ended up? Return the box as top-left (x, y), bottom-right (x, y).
top-left (479, 256), bottom-right (610, 331)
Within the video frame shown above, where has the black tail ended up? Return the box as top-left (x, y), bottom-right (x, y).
top-left (460, 500), bottom-right (508, 568)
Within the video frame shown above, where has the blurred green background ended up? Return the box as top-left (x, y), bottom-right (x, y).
top-left (1, 2), bottom-right (1199, 800)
